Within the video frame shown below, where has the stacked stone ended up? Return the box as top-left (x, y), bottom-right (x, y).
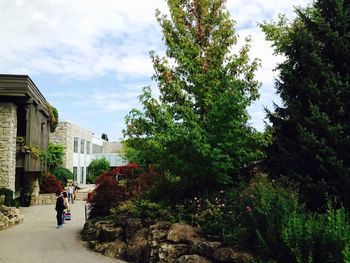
top-left (0, 103), bottom-right (17, 192)
top-left (82, 219), bottom-right (254, 263)
top-left (31, 193), bottom-right (57, 206)
top-left (0, 195), bottom-right (24, 231)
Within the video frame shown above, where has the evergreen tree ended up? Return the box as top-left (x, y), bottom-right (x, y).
top-left (124, 0), bottom-right (267, 198)
top-left (261, 0), bottom-right (350, 209)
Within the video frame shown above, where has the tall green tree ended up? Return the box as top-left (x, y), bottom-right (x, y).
top-left (124, 0), bottom-right (267, 197)
top-left (261, 0), bottom-right (350, 209)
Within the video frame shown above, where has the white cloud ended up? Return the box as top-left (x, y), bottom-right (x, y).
top-left (0, 0), bottom-right (311, 79)
top-left (0, 0), bottom-right (167, 78)
top-left (0, 0), bottom-right (313, 137)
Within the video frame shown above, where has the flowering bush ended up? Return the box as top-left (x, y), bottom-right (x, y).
top-left (40, 173), bottom-right (64, 193)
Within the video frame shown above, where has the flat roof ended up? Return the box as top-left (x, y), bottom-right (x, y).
top-left (0, 74), bottom-right (49, 110)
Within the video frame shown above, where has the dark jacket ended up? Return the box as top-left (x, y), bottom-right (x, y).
top-left (55, 195), bottom-right (65, 211)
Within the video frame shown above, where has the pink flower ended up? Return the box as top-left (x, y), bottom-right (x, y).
top-left (246, 206), bottom-right (252, 212)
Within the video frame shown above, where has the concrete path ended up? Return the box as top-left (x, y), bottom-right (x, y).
top-left (0, 201), bottom-right (125, 263)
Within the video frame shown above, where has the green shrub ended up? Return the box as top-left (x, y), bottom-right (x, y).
top-left (232, 174), bottom-right (299, 261)
top-left (193, 199), bottom-right (225, 234)
top-left (0, 188), bottom-right (17, 207)
top-left (53, 167), bottom-right (73, 188)
top-left (131, 199), bottom-right (171, 220)
top-left (282, 203), bottom-right (350, 263)
top-left (87, 158), bottom-right (110, 184)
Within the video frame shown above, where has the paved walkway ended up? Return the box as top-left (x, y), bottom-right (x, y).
top-left (0, 201), bottom-right (125, 263)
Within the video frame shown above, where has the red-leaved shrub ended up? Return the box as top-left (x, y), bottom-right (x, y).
top-left (40, 173), bottom-right (64, 193)
top-left (89, 173), bottom-right (129, 219)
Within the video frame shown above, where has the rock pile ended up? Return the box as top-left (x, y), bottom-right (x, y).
top-left (0, 205), bottom-right (24, 231)
top-left (82, 219), bottom-right (253, 262)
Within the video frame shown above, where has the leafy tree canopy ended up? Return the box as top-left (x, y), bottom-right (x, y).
top-left (87, 158), bottom-right (110, 184)
top-left (124, 0), bottom-right (268, 197)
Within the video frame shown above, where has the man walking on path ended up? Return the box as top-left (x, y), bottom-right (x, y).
top-left (55, 191), bottom-right (65, 228)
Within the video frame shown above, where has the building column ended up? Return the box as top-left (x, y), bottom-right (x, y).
top-left (0, 103), bottom-right (17, 192)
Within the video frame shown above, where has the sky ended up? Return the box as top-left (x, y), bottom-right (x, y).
top-left (0, 0), bottom-right (312, 141)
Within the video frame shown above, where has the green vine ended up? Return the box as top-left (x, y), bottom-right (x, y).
top-left (46, 103), bottom-right (59, 133)
top-left (30, 146), bottom-right (42, 159)
top-left (16, 138), bottom-right (43, 159)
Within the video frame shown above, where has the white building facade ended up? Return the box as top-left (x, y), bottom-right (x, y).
top-left (50, 121), bottom-right (126, 185)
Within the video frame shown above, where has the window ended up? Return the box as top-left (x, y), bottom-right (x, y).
top-left (81, 139), bottom-right (85, 154)
top-left (92, 143), bottom-right (102, 154)
top-left (73, 167), bottom-right (78, 181)
top-left (86, 141), bottom-right (91, 154)
top-left (81, 166), bottom-right (84, 184)
top-left (73, 138), bottom-right (79, 153)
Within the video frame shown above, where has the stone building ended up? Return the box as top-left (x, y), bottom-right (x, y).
top-left (50, 121), bottom-right (126, 185)
top-left (0, 74), bottom-right (51, 204)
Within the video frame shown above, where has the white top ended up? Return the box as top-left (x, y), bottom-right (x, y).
top-left (67, 186), bottom-right (74, 194)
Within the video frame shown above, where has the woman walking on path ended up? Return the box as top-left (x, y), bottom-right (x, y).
top-left (67, 184), bottom-right (74, 204)
top-left (55, 191), bottom-right (65, 228)
top-left (62, 191), bottom-right (70, 223)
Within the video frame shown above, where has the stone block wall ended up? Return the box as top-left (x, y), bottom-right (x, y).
top-left (31, 193), bottom-right (57, 206)
top-left (50, 121), bottom-right (93, 171)
top-left (50, 121), bottom-right (69, 168)
top-left (0, 103), bottom-right (17, 192)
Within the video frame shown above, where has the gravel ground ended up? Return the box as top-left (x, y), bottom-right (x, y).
top-left (0, 201), bottom-right (125, 263)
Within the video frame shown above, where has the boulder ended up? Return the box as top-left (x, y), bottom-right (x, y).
top-left (104, 240), bottom-right (127, 260)
top-left (8, 217), bottom-right (18, 226)
top-left (83, 220), bottom-right (95, 231)
top-left (149, 229), bottom-right (168, 242)
top-left (213, 247), bottom-right (254, 263)
top-left (167, 223), bottom-right (199, 243)
top-left (1, 206), bottom-right (20, 218)
top-left (83, 227), bottom-right (97, 241)
top-left (190, 238), bottom-right (221, 258)
top-left (0, 215), bottom-right (9, 229)
top-left (175, 254), bottom-right (212, 263)
top-left (149, 221), bottom-right (172, 231)
top-left (97, 225), bottom-right (124, 242)
top-left (125, 218), bottom-right (143, 239)
top-left (94, 242), bottom-right (110, 253)
top-left (127, 228), bottom-right (149, 263)
top-left (158, 243), bottom-right (190, 262)
top-left (0, 195), bottom-right (5, 205)
top-left (95, 220), bottom-right (114, 229)
top-left (147, 228), bottom-right (169, 263)
top-left (88, 240), bottom-right (98, 249)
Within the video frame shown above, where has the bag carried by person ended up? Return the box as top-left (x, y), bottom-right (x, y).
top-left (65, 211), bottom-right (71, 221)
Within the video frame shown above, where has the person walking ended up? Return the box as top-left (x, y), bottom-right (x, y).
top-left (62, 192), bottom-right (70, 223)
top-left (55, 191), bottom-right (65, 228)
top-left (67, 184), bottom-right (74, 204)
top-left (72, 180), bottom-right (78, 201)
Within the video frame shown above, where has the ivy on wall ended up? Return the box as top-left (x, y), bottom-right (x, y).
top-left (46, 103), bottom-right (58, 133)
